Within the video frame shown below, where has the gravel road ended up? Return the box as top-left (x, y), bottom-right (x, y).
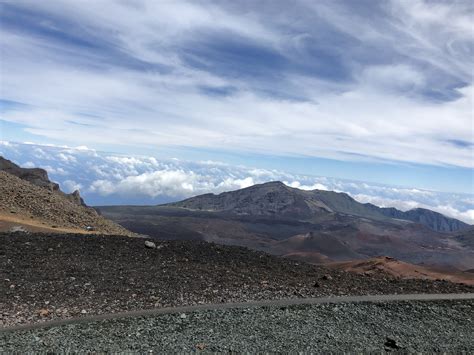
top-left (2, 300), bottom-right (473, 352)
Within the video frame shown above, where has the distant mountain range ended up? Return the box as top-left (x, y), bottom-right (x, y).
top-left (167, 181), bottom-right (469, 233)
top-left (100, 181), bottom-right (473, 271)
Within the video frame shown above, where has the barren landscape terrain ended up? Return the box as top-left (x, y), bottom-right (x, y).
top-left (2, 232), bottom-right (472, 328)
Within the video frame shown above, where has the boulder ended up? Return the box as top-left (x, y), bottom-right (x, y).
top-left (145, 241), bottom-right (157, 249)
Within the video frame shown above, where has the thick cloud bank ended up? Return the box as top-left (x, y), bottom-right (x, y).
top-left (1, 141), bottom-right (472, 224)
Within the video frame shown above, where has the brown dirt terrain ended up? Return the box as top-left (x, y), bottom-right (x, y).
top-left (1, 232), bottom-right (472, 328)
top-left (0, 213), bottom-right (97, 234)
top-left (0, 171), bottom-right (130, 235)
top-left (328, 257), bottom-right (474, 285)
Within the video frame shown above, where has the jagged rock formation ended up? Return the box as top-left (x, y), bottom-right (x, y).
top-left (0, 170), bottom-right (130, 235)
top-left (0, 156), bottom-right (87, 206)
top-left (66, 189), bottom-right (86, 206)
top-left (0, 156), bottom-right (60, 191)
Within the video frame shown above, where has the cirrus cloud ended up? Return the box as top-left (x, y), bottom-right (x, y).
top-left (0, 0), bottom-right (472, 169)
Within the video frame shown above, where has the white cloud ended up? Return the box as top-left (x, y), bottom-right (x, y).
top-left (57, 153), bottom-right (77, 163)
top-left (42, 165), bottom-right (67, 176)
top-left (285, 181), bottom-right (328, 191)
top-left (1, 139), bottom-right (473, 224)
top-left (94, 169), bottom-right (197, 197)
top-left (32, 147), bottom-right (53, 160)
top-left (74, 145), bottom-right (93, 151)
top-left (62, 179), bottom-right (83, 193)
top-left (0, 1), bottom-right (472, 168)
top-left (0, 141), bottom-right (15, 147)
top-left (359, 64), bottom-right (426, 91)
top-left (218, 177), bottom-right (255, 190)
top-left (90, 170), bottom-right (257, 198)
top-left (22, 161), bottom-right (35, 168)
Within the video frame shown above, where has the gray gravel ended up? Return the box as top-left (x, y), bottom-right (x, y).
top-left (2, 300), bottom-right (473, 352)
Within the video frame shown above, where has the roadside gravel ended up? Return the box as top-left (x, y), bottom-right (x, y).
top-left (1, 300), bottom-right (472, 352)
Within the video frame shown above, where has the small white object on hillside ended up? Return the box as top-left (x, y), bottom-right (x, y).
top-left (144, 240), bottom-right (156, 249)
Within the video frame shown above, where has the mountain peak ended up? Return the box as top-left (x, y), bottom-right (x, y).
top-left (259, 181), bottom-right (287, 187)
top-left (246, 180), bottom-right (290, 191)
top-left (165, 180), bottom-right (315, 217)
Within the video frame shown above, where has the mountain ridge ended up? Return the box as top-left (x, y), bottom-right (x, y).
top-left (165, 181), bottom-right (469, 233)
top-left (366, 205), bottom-right (469, 233)
top-left (0, 156), bottom-right (86, 206)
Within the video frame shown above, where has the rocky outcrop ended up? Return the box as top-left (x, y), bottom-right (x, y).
top-left (0, 156), bottom-right (59, 192)
top-left (66, 189), bottom-right (86, 206)
top-left (0, 156), bottom-right (87, 206)
top-left (0, 171), bottom-right (130, 235)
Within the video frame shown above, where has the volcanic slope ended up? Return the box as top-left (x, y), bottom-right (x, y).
top-left (100, 182), bottom-right (473, 270)
top-left (0, 171), bottom-right (130, 235)
top-left (2, 232), bottom-right (472, 327)
top-left (166, 181), bottom-right (469, 232)
top-left (0, 157), bottom-right (85, 206)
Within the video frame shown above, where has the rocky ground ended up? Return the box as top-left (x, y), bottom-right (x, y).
top-left (0, 171), bottom-right (129, 235)
top-left (1, 300), bottom-right (472, 352)
top-left (1, 232), bottom-right (472, 327)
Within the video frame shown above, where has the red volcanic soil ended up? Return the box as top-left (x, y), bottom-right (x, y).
top-left (328, 257), bottom-right (474, 285)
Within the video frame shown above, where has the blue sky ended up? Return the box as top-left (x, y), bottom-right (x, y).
top-left (0, 1), bottom-right (473, 195)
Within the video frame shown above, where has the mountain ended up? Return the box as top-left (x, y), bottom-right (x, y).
top-left (0, 156), bottom-right (86, 206)
top-left (0, 159), bottom-right (130, 235)
top-left (167, 181), bottom-right (468, 232)
top-left (364, 205), bottom-right (469, 233)
top-left (167, 181), bottom-right (332, 219)
top-left (100, 181), bottom-right (474, 272)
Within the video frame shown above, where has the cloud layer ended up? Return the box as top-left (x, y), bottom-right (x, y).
top-left (0, 0), bottom-right (473, 168)
top-left (1, 141), bottom-right (472, 224)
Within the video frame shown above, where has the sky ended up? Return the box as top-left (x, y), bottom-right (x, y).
top-left (0, 1), bottom-right (473, 205)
